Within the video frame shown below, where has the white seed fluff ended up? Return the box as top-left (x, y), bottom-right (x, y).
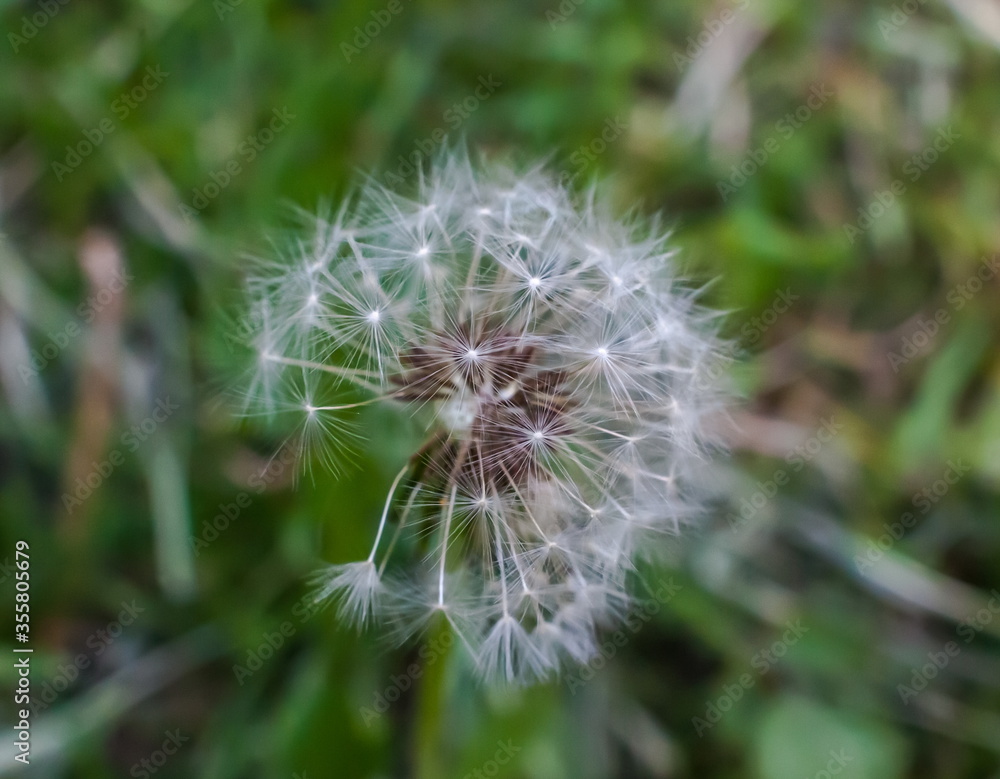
top-left (240, 149), bottom-right (728, 683)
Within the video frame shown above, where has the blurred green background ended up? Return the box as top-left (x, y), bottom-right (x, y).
top-left (2, 0), bottom-right (1000, 776)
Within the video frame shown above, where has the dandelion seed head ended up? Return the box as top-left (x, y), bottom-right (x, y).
top-left (240, 147), bottom-right (729, 683)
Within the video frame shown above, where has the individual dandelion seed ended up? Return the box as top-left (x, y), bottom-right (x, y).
top-left (239, 148), bottom-right (729, 683)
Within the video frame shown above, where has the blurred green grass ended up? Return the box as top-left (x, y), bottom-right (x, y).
top-left (1, 0), bottom-right (999, 777)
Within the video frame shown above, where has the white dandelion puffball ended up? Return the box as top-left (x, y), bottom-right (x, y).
top-left (241, 149), bottom-right (728, 683)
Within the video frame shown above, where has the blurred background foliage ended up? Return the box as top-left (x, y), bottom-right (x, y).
top-left (1, 0), bottom-right (999, 776)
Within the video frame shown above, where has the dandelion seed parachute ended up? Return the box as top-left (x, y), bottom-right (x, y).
top-left (240, 148), bottom-right (728, 683)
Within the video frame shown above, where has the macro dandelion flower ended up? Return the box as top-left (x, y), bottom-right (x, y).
top-left (240, 149), bottom-right (728, 682)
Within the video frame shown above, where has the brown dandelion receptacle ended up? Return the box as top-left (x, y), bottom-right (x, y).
top-left (242, 149), bottom-right (728, 682)
top-left (393, 323), bottom-right (574, 493)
